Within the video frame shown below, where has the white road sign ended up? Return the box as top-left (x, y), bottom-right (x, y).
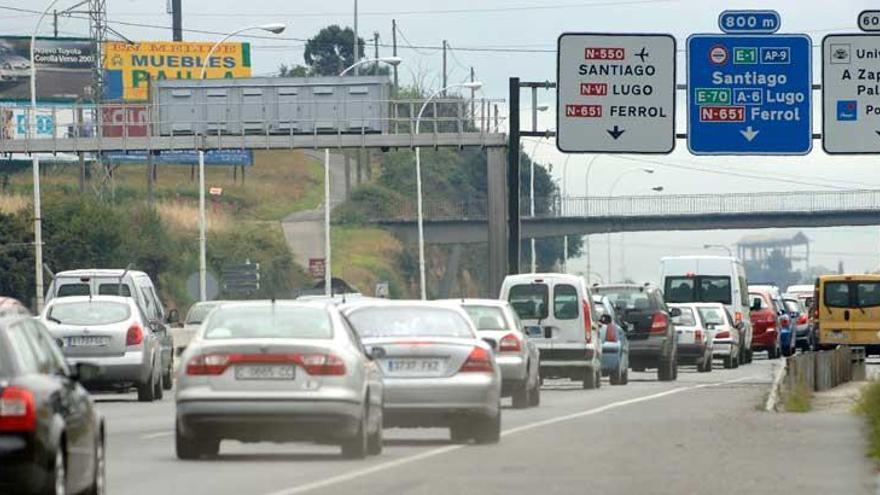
top-left (556, 33), bottom-right (676, 153)
top-left (822, 34), bottom-right (880, 154)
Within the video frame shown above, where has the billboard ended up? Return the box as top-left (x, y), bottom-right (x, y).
top-left (103, 41), bottom-right (252, 101)
top-left (0, 37), bottom-right (95, 102)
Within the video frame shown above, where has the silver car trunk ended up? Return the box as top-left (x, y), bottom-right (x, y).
top-left (46, 320), bottom-right (133, 358)
top-left (363, 337), bottom-right (478, 379)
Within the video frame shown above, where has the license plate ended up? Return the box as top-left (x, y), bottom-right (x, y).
top-left (234, 365), bottom-right (295, 380)
top-left (384, 358), bottom-right (445, 374)
top-left (66, 336), bottom-right (109, 347)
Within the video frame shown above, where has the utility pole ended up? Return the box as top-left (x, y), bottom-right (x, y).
top-left (171, 0), bottom-right (182, 41)
top-left (470, 67), bottom-right (475, 123)
top-left (353, 0), bottom-right (359, 75)
top-left (391, 19), bottom-right (398, 95)
top-left (53, 10), bottom-right (58, 37)
top-left (373, 31), bottom-right (379, 74)
top-left (442, 40), bottom-right (447, 96)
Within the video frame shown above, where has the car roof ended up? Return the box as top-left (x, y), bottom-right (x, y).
top-left (593, 283), bottom-right (658, 291)
top-left (504, 273), bottom-right (584, 283)
top-left (54, 269), bottom-right (149, 278)
top-left (446, 298), bottom-right (510, 307)
top-left (0, 297), bottom-right (29, 321)
top-left (340, 299), bottom-right (470, 314)
top-left (45, 295), bottom-right (138, 306)
top-left (208, 299), bottom-right (333, 311)
top-left (669, 302), bottom-right (726, 308)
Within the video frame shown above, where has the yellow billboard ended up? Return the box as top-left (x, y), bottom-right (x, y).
top-left (103, 41), bottom-right (252, 101)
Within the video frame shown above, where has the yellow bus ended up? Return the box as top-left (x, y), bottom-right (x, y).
top-left (815, 274), bottom-right (880, 351)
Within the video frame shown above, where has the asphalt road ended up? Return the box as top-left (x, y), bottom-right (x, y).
top-left (96, 356), bottom-right (876, 495)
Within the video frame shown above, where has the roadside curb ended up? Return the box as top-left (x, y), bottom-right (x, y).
top-left (765, 358), bottom-right (788, 412)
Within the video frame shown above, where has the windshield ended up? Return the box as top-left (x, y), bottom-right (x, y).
top-left (186, 302), bottom-right (220, 325)
top-left (664, 276), bottom-right (732, 305)
top-left (203, 305), bottom-right (332, 340)
top-left (783, 299), bottom-right (802, 313)
top-left (592, 287), bottom-right (651, 312)
top-left (347, 306), bottom-right (475, 339)
top-left (47, 301), bottom-right (131, 325)
top-left (508, 283), bottom-right (549, 320)
top-left (697, 307), bottom-right (726, 326)
top-left (462, 306), bottom-right (509, 331)
top-left (672, 307), bottom-right (696, 326)
top-left (824, 281), bottom-right (880, 308)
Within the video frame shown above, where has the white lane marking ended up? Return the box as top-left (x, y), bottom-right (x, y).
top-left (262, 374), bottom-right (760, 495)
top-left (141, 431), bottom-right (174, 440)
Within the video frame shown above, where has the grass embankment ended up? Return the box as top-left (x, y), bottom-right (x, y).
top-left (331, 226), bottom-right (407, 298)
top-left (783, 385), bottom-right (813, 413)
top-left (857, 380), bottom-right (880, 459)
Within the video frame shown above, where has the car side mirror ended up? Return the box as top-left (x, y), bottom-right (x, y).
top-left (70, 361), bottom-right (102, 382)
top-left (599, 314), bottom-right (612, 325)
top-left (166, 309), bottom-right (180, 325)
top-left (669, 307), bottom-right (682, 317)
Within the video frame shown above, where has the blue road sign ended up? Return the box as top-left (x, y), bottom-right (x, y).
top-left (718, 10), bottom-right (781, 34)
top-left (687, 34), bottom-right (812, 155)
top-left (102, 149), bottom-right (253, 166)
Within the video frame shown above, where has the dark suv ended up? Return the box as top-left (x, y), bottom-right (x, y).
top-left (592, 284), bottom-right (679, 381)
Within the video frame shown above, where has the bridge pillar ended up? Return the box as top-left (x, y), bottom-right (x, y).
top-left (487, 147), bottom-right (508, 297)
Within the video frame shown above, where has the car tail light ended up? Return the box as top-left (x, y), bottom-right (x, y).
top-left (582, 300), bottom-right (592, 343)
top-left (126, 324), bottom-right (143, 346)
top-left (650, 312), bottom-right (668, 334)
top-left (798, 314), bottom-right (808, 325)
top-left (459, 346), bottom-right (494, 373)
top-left (186, 353), bottom-right (231, 375)
top-left (0, 387), bottom-right (36, 433)
top-left (498, 333), bottom-right (522, 353)
top-left (605, 323), bottom-right (618, 343)
top-left (780, 315), bottom-right (791, 326)
top-left (298, 353), bottom-right (346, 376)
top-left (715, 331), bottom-right (730, 339)
top-left (695, 329), bottom-right (703, 344)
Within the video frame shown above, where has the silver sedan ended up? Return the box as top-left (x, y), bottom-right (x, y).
top-left (452, 299), bottom-right (540, 408)
top-left (175, 300), bottom-right (384, 459)
top-left (342, 301), bottom-right (502, 444)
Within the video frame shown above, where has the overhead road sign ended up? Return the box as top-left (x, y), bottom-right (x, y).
top-left (718, 10), bottom-right (781, 34)
top-left (556, 33), bottom-right (676, 154)
top-left (859, 11), bottom-right (880, 32)
top-left (687, 34), bottom-right (812, 155)
top-left (822, 34), bottom-right (880, 154)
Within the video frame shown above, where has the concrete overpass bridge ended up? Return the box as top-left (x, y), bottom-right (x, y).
top-left (374, 190), bottom-right (880, 244)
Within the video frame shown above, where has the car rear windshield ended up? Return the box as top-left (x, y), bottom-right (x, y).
top-left (508, 283), bottom-right (549, 320)
top-left (98, 283), bottom-right (132, 297)
top-left (347, 307), bottom-right (475, 339)
top-left (783, 299), bottom-right (802, 313)
top-left (553, 284), bottom-right (579, 320)
top-left (186, 303), bottom-right (220, 325)
top-left (824, 281), bottom-right (880, 308)
top-left (698, 307), bottom-right (728, 326)
top-left (664, 276), bottom-right (732, 305)
top-left (672, 307), bottom-right (696, 326)
top-left (56, 283), bottom-right (90, 297)
top-left (463, 306), bottom-right (508, 331)
top-left (592, 287), bottom-right (654, 313)
top-left (48, 301), bottom-right (131, 325)
top-left (203, 305), bottom-right (332, 340)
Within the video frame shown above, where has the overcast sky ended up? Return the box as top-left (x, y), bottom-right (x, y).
top-left (5, 0), bottom-right (880, 284)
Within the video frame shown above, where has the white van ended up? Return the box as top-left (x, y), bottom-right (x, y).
top-left (499, 273), bottom-right (603, 389)
top-left (659, 256), bottom-right (753, 362)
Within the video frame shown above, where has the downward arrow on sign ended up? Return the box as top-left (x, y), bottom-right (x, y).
top-left (607, 125), bottom-right (625, 140)
top-left (740, 126), bottom-right (759, 142)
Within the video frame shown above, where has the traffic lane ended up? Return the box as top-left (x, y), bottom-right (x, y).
top-left (101, 361), bottom-right (773, 495)
top-left (91, 391), bottom-right (175, 438)
top-left (280, 364), bottom-right (866, 495)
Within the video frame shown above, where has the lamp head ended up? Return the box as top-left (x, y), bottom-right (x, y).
top-left (536, 104), bottom-right (550, 112)
top-left (380, 56), bottom-right (403, 67)
top-left (462, 81), bottom-right (483, 91)
top-left (259, 23), bottom-right (287, 34)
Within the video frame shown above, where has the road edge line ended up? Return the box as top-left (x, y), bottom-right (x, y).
top-left (765, 359), bottom-right (788, 412)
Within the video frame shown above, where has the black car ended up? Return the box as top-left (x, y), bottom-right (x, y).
top-left (591, 284), bottom-right (680, 381)
top-left (0, 298), bottom-right (105, 495)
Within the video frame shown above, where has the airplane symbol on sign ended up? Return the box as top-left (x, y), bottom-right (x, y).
top-left (635, 47), bottom-right (649, 63)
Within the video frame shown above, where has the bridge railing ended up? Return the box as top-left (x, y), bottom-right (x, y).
top-left (0, 98), bottom-right (507, 151)
top-left (372, 190), bottom-right (880, 221)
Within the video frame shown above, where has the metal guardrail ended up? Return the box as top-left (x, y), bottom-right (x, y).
top-left (373, 190), bottom-right (880, 222)
top-left (784, 346), bottom-right (860, 396)
top-left (0, 98), bottom-right (506, 153)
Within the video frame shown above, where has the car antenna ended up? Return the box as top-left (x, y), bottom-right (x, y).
top-left (118, 263), bottom-right (133, 297)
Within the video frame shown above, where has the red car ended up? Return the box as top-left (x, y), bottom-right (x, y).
top-left (749, 289), bottom-right (782, 359)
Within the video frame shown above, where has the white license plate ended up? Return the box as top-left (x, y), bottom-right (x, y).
top-left (384, 358), bottom-right (446, 374)
top-left (66, 336), bottom-right (109, 347)
top-left (234, 365), bottom-right (296, 380)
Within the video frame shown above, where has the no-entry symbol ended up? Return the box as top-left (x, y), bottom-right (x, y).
top-left (709, 45), bottom-right (729, 64)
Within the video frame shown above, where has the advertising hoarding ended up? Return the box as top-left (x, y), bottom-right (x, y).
top-left (0, 37), bottom-right (95, 102)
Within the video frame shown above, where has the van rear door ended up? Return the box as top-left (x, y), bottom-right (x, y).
top-left (551, 282), bottom-right (585, 344)
top-left (507, 281), bottom-right (552, 348)
top-left (822, 279), bottom-right (880, 345)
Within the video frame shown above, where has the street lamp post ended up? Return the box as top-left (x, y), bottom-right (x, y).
top-left (704, 244), bottom-right (733, 256)
top-left (605, 167), bottom-right (655, 282)
top-left (318, 56), bottom-right (403, 296)
top-left (415, 81), bottom-right (483, 299)
top-left (520, 104), bottom-right (549, 274)
top-left (582, 155), bottom-right (599, 278)
top-left (197, 23), bottom-right (286, 301)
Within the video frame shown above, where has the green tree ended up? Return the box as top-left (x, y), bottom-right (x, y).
top-left (303, 25), bottom-right (365, 76)
top-left (278, 63), bottom-right (310, 77)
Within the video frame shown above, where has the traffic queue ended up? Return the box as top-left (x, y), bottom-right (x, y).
top-left (1, 255), bottom-right (834, 493)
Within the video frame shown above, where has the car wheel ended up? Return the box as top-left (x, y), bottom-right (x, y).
top-left (583, 367), bottom-right (599, 389)
top-left (473, 409), bottom-right (501, 445)
top-left (85, 433), bottom-right (105, 495)
top-left (137, 372), bottom-right (157, 402)
top-left (658, 355), bottom-right (676, 381)
top-left (341, 413), bottom-right (368, 459)
top-left (723, 354), bottom-right (735, 369)
top-left (153, 370), bottom-right (164, 400)
top-left (162, 358), bottom-right (173, 391)
top-left (697, 354), bottom-right (710, 373)
top-left (175, 422), bottom-right (217, 459)
top-left (529, 378), bottom-right (541, 406)
top-left (49, 446), bottom-right (66, 495)
top-left (732, 350), bottom-right (740, 368)
top-left (450, 422), bottom-right (471, 443)
top-left (746, 349), bottom-right (754, 363)
top-left (511, 380), bottom-right (530, 409)
top-left (367, 408), bottom-right (383, 456)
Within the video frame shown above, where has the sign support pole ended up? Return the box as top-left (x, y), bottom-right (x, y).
top-left (507, 77), bottom-right (521, 276)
